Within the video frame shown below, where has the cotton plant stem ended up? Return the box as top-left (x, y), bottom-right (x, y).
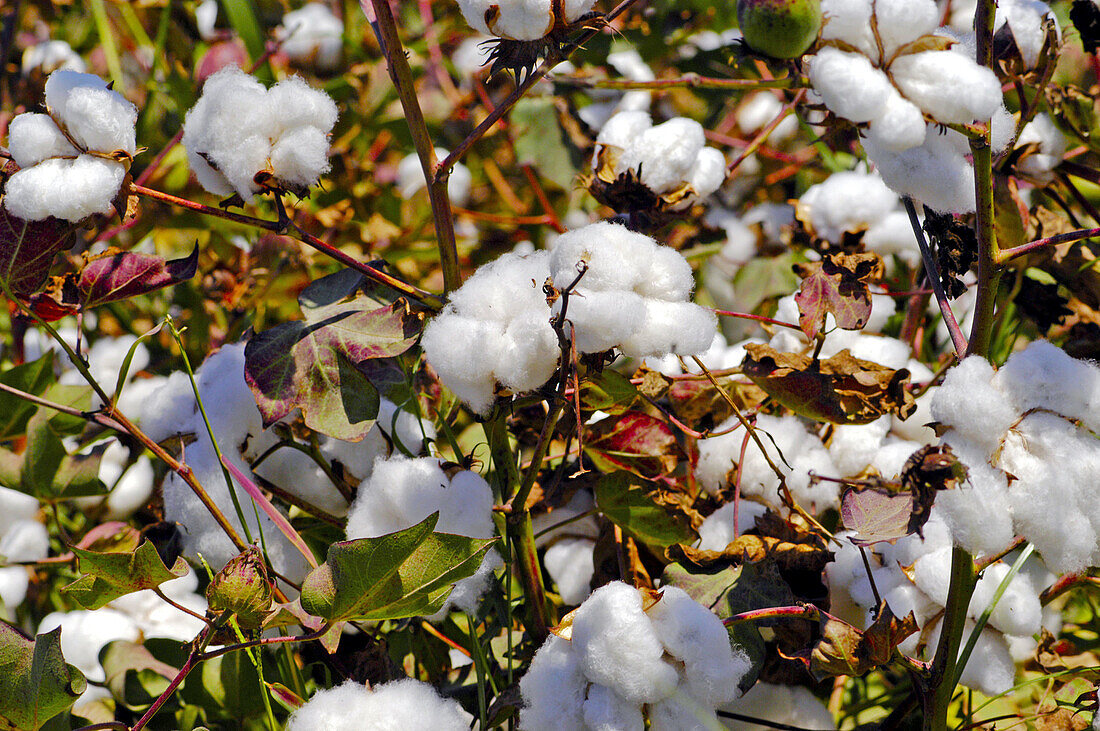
top-left (997, 226), bottom-right (1100, 262)
top-left (902, 197), bottom-right (967, 357)
top-left (728, 89), bottom-right (806, 174)
top-left (369, 0), bottom-right (461, 294)
top-left (550, 73), bottom-right (795, 91)
top-left (925, 545), bottom-right (977, 730)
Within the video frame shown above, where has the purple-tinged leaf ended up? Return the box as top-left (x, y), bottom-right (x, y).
top-left (840, 487), bottom-right (914, 546)
top-left (0, 209), bottom-right (75, 297)
top-left (78, 246), bottom-right (199, 308)
top-left (794, 252), bottom-right (884, 340)
top-left (221, 455), bottom-right (318, 568)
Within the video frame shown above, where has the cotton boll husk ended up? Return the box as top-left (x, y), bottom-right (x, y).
top-left (689, 147), bottom-right (728, 198)
top-left (829, 417), bottom-right (890, 476)
top-left (558, 289), bottom-right (646, 354)
top-left (619, 118), bottom-right (706, 194)
top-left (819, 0), bottom-right (878, 59)
top-left (994, 340), bottom-right (1099, 426)
top-left (864, 129), bottom-right (976, 214)
top-left (890, 51), bottom-right (1002, 125)
top-left (58, 84), bottom-right (138, 155)
top-left (582, 683), bottom-right (645, 730)
top-left (520, 635), bottom-right (588, 730)
top-left (697, 500), bottom-right (769, 551)
top-left (4, 155), bottom-right (124, 222)
top-left (544, 538), bottom-right (595, 605)
top-left (648, 586), bottom-right (749, 706)
top-left (865, 89), bottom-right (928, 152)
top-left (7, 113), bottom-right (79, 167)
top-left (969, 561), bottom-right (1042, 637)
top-left (286, 679), bottom-right (473, 731)
top-left (571, 581), bottom-right (680, 703)
top-left (873, 0), bottom-right (940, 57)
top-left (277, 3), bottom-right (344, 71)
top-left (798, 170), bottom-right (900, 242)
top-left (618, 300), bottom-right (717, 358)
top-left (806, 48), bottom-right (891, 123)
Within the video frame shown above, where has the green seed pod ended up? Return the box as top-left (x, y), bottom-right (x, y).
top-left (206, 546), bottom-right (274, 630)
top-left (737, 0), bottom-right (823, 60)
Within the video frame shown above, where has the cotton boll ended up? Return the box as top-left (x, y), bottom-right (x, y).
top-left (1015, 114), bottom-right (1065, 182)
top-left (648, 586), bottom-right (749, 706)
top-left (996, 0), bottom-right (1058, 68)
top-left (865, 89), bottom-right (928, 152)
top-left (873, 0), bottom-right (939, 57)
top-left (618, 300), bottom-right (717, 358)
top-left (798, 170), bottom-right (901, 242)
top-left (864, 211), bottom-right (920, 265)
top-left (890, 51), bottom-right (1002, 125)
top-left (457, 0), bottom-right (556, 39)
top-left (550, 222), bottom-right (649, 292)
top-left (421, 315), bottom-right (502, 414)
top-left (544, 538), bottom-right (595, 605)
top-left (58, 84), bottom-right (138, 155)
top-left (864, 128), bottom-right (977, 214)
top-left (4, 155), bottom-right (125, 222)
top-left (253, 445), bottom-right (348, 517)
top-left (571, 582), bottom-right (680, 703)
top-left (619, 118), bottom-right (706, 194)
top-left (286, 679), bottom-right (472, 731)
top-left (91, 441), bottom-right (155, 519)
top-left (0, 520), bottom-right (49, 564)
top-left (697, 500), bottom-right (768, 551)
top-left (689, 147), bottom-right (728, 198)
top-left (7, 113), bottom-right (79, 167)
top-left (596, 110), bottom-right (653, 155)
top-left (22, 40), bottom-right (85, 75)
top-left (970, 561), bottom-right (1042, 637)
top-left (829, 417), bottom-right (890, 476)
top-left (932, 356), bottom-right (1018, 454)
top-left (956, 625), bottom-right (1016, 696)
top-left (892, 386), bottom-right (936, 444)
top-left (559, 289), bottom-right (646, 353)
top-left (583, 683), bottom-right (645, 730)
top-left (720, 682), bottom-right (836, 730)
top-left (637, 244), bottom-right (695, 301)
top-left (935, 471), bottom-right (1016, 559)
top-left (520, 635), bottom-right (588, 730)
top-left (806, 48), bottom-right (892, 123)
top-left (0, 488), bottom-right (40, 537)
top-left (269, 126), bottom-right (331, 190)
top-left (649, 690), bottom-right (725, 731)
top-left (995, 340), bottom-right (1099, 425)
top-left (277, 3), bottom-right (344, 72)
top-left (737, 93), bottom-right (797, 141)
top-left (870, 437), bottom-right (923, 478)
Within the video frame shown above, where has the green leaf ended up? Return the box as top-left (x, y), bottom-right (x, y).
top-left (593, 471), bottom-right (697, 547)
top-left (100, 640), bottom-right (177, 710)
top-left (0, 354), bottom-right (56, 441)
top-left (63, 532), bottom-right (189, 610)
top-left (0, 623), bottom-right (87, 729)
top-left (578, 370), bottom-right (638, 415)
top-left (244, 272), bottom-right (422, 441)
top-left (300, 514), bottom-right (496, 622)
top-left (511, 97), bottom-right (580, 191)
top-left (0, 410), bottom-right (107, 501)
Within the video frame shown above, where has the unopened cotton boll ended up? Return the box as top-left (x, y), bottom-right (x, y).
top-left (286, 679), bottom-right (472, 731)
top-left (277, 3), bottom-right (344, 72)
top-left (457, 0), bottom-right (597, 40)
top-left (395, 148), bottom-right (472, 207)
top-left (182, 66), bottom-right (337, 201)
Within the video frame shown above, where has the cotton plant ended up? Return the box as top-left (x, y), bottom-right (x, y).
top-left (827, 517), bottom-right (1056, 697)
top-left (345, 455), bottom-right (500, 614)
top-left (532, 490), bottom-right (600, 605)
top-left (520, 581), bottom-right (753, 729)
top-left (286, 679), bottom-right (473, 731)
top-left (181, 66), bottom-right (338, 201)
top-left (3, 70), bottom-right (137, 222)
top-left (456, 0), bottom-right (599, 41)
top-left (592, 110), bottom-right (728, 210)
top-left (422, 221), bottom-right (716, 413)
top-left (574, 49), bottom-right (655, 131)
top-left (276, 3), bottom-right (344, 72)
top-left (21, 40), bottom-right (86, 76)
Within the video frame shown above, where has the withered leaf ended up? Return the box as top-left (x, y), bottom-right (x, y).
top-left (741, 343), bottom-right (917, 425)
top-left (807, 603), bottom-right (918, 680)
top-left (793, 252), bottom-right (884, 340)
top-left (667, 510), bottom-right (831, 574)
top-left (583, 410), bottom-right (686, 479)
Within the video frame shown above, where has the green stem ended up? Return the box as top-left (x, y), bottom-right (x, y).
top-left (925, 546), bottom-right (977, 730)
top-left (368, 0), bottom-right (460, 294)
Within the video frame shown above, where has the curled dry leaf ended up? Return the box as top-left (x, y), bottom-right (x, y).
top-left (793, 251), bottom-right (884, 340)
top-left (740, 343), bottom-right (917, 424)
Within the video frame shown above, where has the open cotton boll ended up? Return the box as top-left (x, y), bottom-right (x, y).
top-left (22, 40), bottom-right (85, 75)
top-left (995, 340), bottom-right (1100, 428)
top-left (932, 356), bottom-right (1019, 454)
top-left (544, 537), bottom-right (596, 605)
top-left (618, 117), bottom-right (706, 194)
top-left (1015, 113), bottom-right (1065, 182)
top-left (395, 148), bottom-right (472, 207)
top-left (996, 0), bottom-right (1058, 68)
top-left (583, 683), bottom-right (645, 729)
top-left (720, 682), bottom-right (836, 730)
top-left (550, 221), bottom-right (648, 292)
top-left (571, 582), bottom-right (681, 703)
top-left (864, 127), bottom-right (976, 214)
top-left (737, 92), bottom-right (798, 141)
top-left (797, 169), bottom-right (900, 242)
top-left (286, 679), bottom-right (472, 731)
top-left (86, 440), bottom-right (155, 519)
top-left (595, 109), bottom-right (653, 155)
top-left (806, 47), bottom-right (892, 123)
top-left (4, 156), bottom-right (125, 222)
top-left (865, 88), bottom-right (928, 152)
top-left (969, 561), bottom-right (1042, 638)
top-left (43, 71), bottom-right (137, 154)
top-left (520, 635), bottom-right (589, 730)
top-left (689, 147), bottom-right (728, 199)
top-left (873, 0), bottom-right (939, 58)
top-left (829, 417), bottom-right (890, 476)
top-left (697, 500), bottom-right (769, 551)
top-left (7, 113), bottom-right (79, 167)
top-left (617, 300), bottom-right (717, 358)
top-left (458, 0), bottom-right (596, 39)
top-left (277, 3), bottom-right (344, 71)
top-left (110, 572), bottom-right (208, 641)
top-left (890, 51), bottom-right (1002, 125)
top-left (648, 586), bottom-right (750, 706)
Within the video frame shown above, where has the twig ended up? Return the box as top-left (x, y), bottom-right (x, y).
top-left (550, 73), bottom-right (795, 91)
top-left (996, 226), bottom-right (1100, 262)
top-left (902, 197), bottom-right (967, 356)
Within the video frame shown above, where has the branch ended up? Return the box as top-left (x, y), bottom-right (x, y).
top-left (996, 226), bottom-right (1100, 262)
top-left (902, 197), bottom-right (967, 357)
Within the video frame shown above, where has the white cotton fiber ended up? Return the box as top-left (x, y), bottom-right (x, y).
top-left (996, 0), bottom-right (1058, 68)
top-left (956, 625), bottom-right (1016, 696)
top-left (648, 586), bottom-right (749, 706)
top-left (44, 71), bottom-right (136, 154)
top-left (520, 635), bottom-right (588, 730)
top-left (277, 3), bottom-right (344, 72)
top-left (39, 608), bottom-right (140, 696)
top-left (571, 582), bottom-right (680, 703)
top-left (583, 683), bottom-right (645, 731)
top-left (798, 169), bottom-right (901, 242)
top-left (697, 500), bottom-right (768, 551)
top-left (596, 110), bottom-right (653, 154)
top-left (865, 88), bottom-right (928, 152)
top-left (806, 48), bottom-right (891, 123)
top-left (864, 128), bottom-right (976, 214)
top-left (829, 417), bottom-right (890, 476)
top-left (995, 340), bottom-right (1100, 428)
top-left (458, 0), bottom-right (550, 39)
top-left (5, 155), bottom-right (125, 222)
top-left (890, 51), bottom-right (1002, 125)
top-left (720, 682), bottom-right (836, 730)
top-left (544, 537), bottom-right (595, 605)
top-left (970, 561), bottom-right (1042, 638)
top-left (286, 679), bottom-right (472, 731)
top-left (7, 113), bottom-right (78, 167)
top-left (932, 356), bottom-right (1018, 454)
top-left (864, 211), bottom-right (920, 264)
top-left (396, 148), bottom-right (472, 207)
top-left (618, 300), bottom-right (716, 358)
top-left (873, 0), bottom-right (940, 58)
top-left (819, 0), bottom-right (877, 59)
top-left (22, 40), bottom-right (85, 75)
top-left (182, 66), bottom-right (337, 200)
top-left (1015, 113), bottom-right (1065, 182)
